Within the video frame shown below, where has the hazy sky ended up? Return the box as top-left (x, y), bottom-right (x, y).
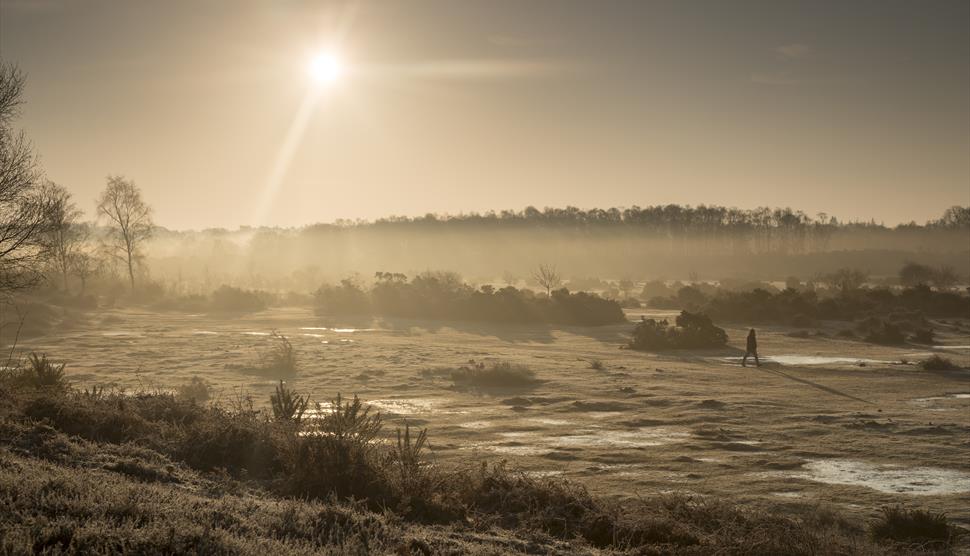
top-left (1, 0), bottom-right (968, 229)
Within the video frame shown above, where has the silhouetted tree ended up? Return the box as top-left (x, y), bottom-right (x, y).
top-left (0, 62), bottom-right (49, 292)
top-left (96, 175), bottom-right (153, 291)
top-left (38, 181), bottom-right (85, 291)
top-left (532, 263), bottom-right (562, 296)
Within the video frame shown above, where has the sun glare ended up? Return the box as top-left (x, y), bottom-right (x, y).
top-left (308, 52), bottom-right (342, 85)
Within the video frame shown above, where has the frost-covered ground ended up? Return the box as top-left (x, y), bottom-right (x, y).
top-left (16, 307), bottom-right (970, 529)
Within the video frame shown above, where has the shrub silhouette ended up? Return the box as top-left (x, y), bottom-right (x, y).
top-left (209, 285), bottom-right (268, 313)
top-left (313, 272), bottom-right (625, 326)
top-left (629, 311), bottom-right (728, 351)
top-left (255, 331), bottom-right (298, 377)
top-left (447, 361), bottom-right (538, 389)
top-left (920, 355), bottom-right (959, 371)
top-left (270, 381), bottom-right (309, 423)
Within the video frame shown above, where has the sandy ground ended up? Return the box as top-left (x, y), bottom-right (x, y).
top-left (13, 307), bottom-right (970, 529)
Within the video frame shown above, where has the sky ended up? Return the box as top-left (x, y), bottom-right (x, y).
top-left (1, 0), bottom-right (968, 229)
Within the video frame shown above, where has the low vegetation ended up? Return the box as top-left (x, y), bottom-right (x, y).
top-left (920, 355), bottom-right (960, 371)
top-left (2, 364), bottom-right (955, 555)
top-left (869, 506), bottom-right (958, 548)
top-left (629, 311), bottom-right (728, 351)
top-left (314, 271), bottom-right (626, 326)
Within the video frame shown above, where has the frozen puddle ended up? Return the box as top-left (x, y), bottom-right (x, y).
top-left (910, 393), bottom-right (970, 405)
top-left (101, 331), bottom-right (142, 337)
top-left (367, 398), bottom-right (468, 415)
top-left (934, 345), bottom-right (970, 350)
top-left (300, 327), bottom-right (376, 333)
top-left (192, 330), bottom-right (219, 335)
top-left (241, 331), bottom-right (270, 336)
top-left (493, 427), bottom-right (689, 450)
top-left (792, 459), bottom-right (970, 495)
top-left (723, 355), bottom-right (886, 366)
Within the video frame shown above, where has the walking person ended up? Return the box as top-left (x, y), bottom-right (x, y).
top-left (742, 328), bottom-right (760, 367)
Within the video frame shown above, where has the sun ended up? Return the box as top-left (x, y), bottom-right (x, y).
top-left (308, 52), bottom-right (343, 85)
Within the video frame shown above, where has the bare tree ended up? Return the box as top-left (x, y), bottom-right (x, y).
top-left (69, 250), bottom-right (99, 294)
top-left (38, 181), bottom-right (85, 291)
top-left (0, 62), bottom-right (48, 293)
top-left (532, 263), bottom-right (562, 296)
top-left (96, 175), bottom-right (153, 291)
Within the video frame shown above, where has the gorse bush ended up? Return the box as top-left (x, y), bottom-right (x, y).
top-left (3, 353), bottom-right (68, 389)
top-left (439, 360), bottom-right (539, 390)
top-left (26, 353), bottom-right (67, 388)
top-left (629, 311), bottom-right (728, 351)
top-left (270, 380), bottom-right (309, 423)
top-left (314, 271), bottom-right (625, 326)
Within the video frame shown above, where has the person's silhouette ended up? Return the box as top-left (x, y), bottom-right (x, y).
top-left (742, 328), bottom-right (760, 367)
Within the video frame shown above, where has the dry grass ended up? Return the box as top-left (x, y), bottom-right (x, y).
top-left (0, 372), bottom-right (957, 555)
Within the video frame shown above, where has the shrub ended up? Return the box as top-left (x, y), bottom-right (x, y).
top-left (20, 353), bottom-right (67, 389)
top-left (314, 272), bottom-right (625, 326)
top-left (588, 359), bottom-right (605, 370)
top-left (629, 311), bottom-right (728, 351)
top-left (256, 331), bottom-right (298, 377)
top-left (864, 322), bottom-right (906, 345)
top-left (870, 506), bottom-right (956, 548)
top-left (910, 328), bottom-right (935, 344)
top-left (920, 355), bottom-right (959, 371)
top-left (279, 394), bottom-right (386, 501)
top-left (176, 376), bottom-right (211, 403)
top-left (448, 361), bottom-right (539, 389)
top-left (209, 285), bottom-right (268, 313)
top-left (270, 381), bottom-right (309, 423)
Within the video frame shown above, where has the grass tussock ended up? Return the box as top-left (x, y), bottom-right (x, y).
top-left (238, 330), bottom-right (300, 379)
top-left (0, 366), bottom-right (957, 555)
top-left (870, 506), bottom-right (958, 549)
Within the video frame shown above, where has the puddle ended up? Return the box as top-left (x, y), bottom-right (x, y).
top-left (523, 470), bottom-right (565, 478)
top-left (300, 327), bottom-right (376, 333)
top-left (528, 418), bottom-right (573, 426)
top-left (791, 459), bottom-right (970, 495)
top-left (499, 428), bottom-right (689, 449)
top-left (366, 398), bottom-right (468, 415)
top-left (192, 330), bottom-right (219, 335)
top-left (910, 393), bottom-right (970, 405)
top-left (771, 492), bottom-right (803, 498)
top-left (723, 355), bottom-right (887, 366)
top-left (458, 420), bottom-right (493, 429)
top-left (241, 332), bottom-right (270, 336)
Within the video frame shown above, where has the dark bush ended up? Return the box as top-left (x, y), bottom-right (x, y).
top-left (920, 355), bottom-right (959, 371)
top-left (209, 285), bottom-right (268, 313)
top-left (910, 328), bottom-right (935, 344)
top-left (870, 506), bottom-right (956, 548)
top-left (629, 311), bottom-right (728, 351)
top-left (314, 272), bottom-right (625, 326)
top-left (863, 322), bottom-right (906, 345)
